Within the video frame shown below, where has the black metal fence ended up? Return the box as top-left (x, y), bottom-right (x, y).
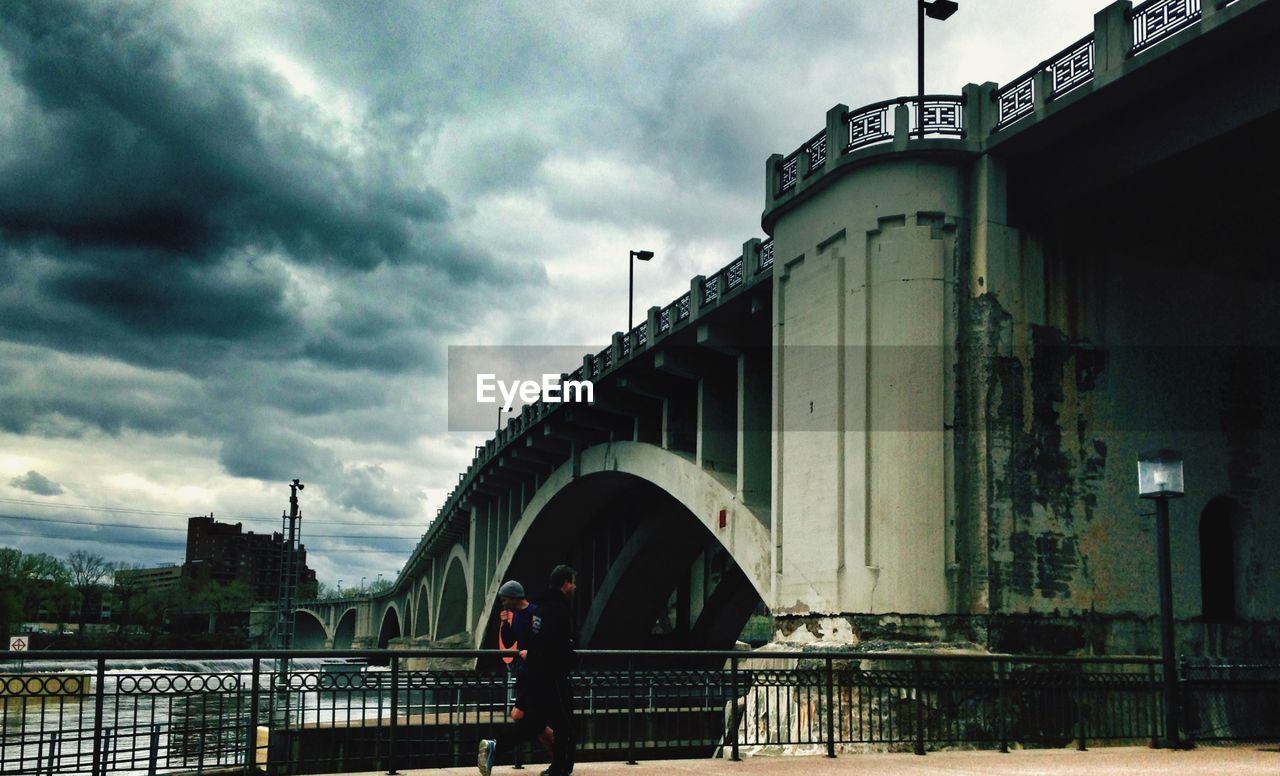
top-left (1, 649), bottom-right (1275, 775)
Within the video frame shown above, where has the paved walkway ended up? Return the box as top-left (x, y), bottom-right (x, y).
top-left (323, 745), bottom-right (1280, 775)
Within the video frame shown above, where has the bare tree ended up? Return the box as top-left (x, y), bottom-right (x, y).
top-left (67, 550), bottom-right (112, 588)
top-left (66, 550), bottom-right (113, 635)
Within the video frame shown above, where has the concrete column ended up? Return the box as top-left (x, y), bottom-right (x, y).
top-left (689, 275), bottom-right (707, 319)
top-left (663, 380), bottom-right (697, 455)
top-left (468, 504), bottom-right (482, 627)
top-left (737, 348), bottom-right (771, 513)
top-left (689, 551), bottom-right (707, 626)
top-left (824, 104), bottom-right (849, 174)
top-left (697, 362), bottom-right (736, 477)
top-left (1094, 0), bottom-right (1134, 86)
top-left (765, 153), bottom-right (783, 209)
top-left (1033, 69), bottom-right (1053, 117)
top-left (892, 103), bottom-right (911, 150)
top-left (742, 238), bottom-right (762, 276)
top-left (962, 82), bottom-right (997, 147)
top-left (771, 157), bottom-right (964, 622)
top-left (611, 331), bottom-right (624, 367)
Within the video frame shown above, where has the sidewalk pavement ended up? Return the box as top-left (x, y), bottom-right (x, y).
top-left (325, 744), bottom-right (1279, 776)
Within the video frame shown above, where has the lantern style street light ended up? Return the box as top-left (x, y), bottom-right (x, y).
top-left (1138, 448), bottom-right (1186, 748)
top-left (629, 250), bottom-right (654, 332)
top-left (918, 0), bottom-right (959, 139)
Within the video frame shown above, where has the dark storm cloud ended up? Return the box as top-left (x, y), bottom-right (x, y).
top-left (0, 1), bottom-right (455, 271)
top-left (10, 470), bottom-right (63, 496)
top-left (40, 248), bottom-right (292, 341)
top-left (0, 0), bottom-right (542, 380)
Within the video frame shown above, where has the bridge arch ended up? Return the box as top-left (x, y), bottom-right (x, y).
top-left (293, 609), bottom-right (329, 648)
top-left (332, 607), bottom-right (357, 648)
top-left (401, 591), bottom-right (414, 637)
top-left (436, 549), bottom-right (470, 638)
top-left (376, 603), bottom-right (402, 648)
top-left (414, 579), bottom-right (432, 638)
top-left (472, 441), bottom-right (771, 649)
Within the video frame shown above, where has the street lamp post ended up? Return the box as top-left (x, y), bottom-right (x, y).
top-left (918, 1), bottom-right (959, 139)
top-left (498, 406), bottom-right (510, 432)
top-left (337, 579), bottom-right (343, 599)
top-left (1138, 449), bottom-right (1186, 748)
top-left (629, 250), bottom-right (654, 332)
top-left (360, 576), bottom-right (367, 595)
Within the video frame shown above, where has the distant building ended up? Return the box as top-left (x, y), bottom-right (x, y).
top-left (182, 516), bottom-right (317, 602)
top-left (114, 564), bottom-right (183, 596)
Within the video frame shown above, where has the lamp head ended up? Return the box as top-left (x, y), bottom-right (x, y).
top-left (1138, 449), bottom-right (1184, 499)
top-left (631, 250), bottom-right (654, 261)
top-left (924, 0), bottom-right (959, 20)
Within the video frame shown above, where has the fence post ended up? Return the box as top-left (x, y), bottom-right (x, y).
top-left (1075, 669), bottom-right (1087, 751)
top-left (149, 723), bottom-right (161, 776)
top-left (40, 731), bottom-right (54, 776)
top-left (912, 659), bottom-right (926, 756)
top-left (387, 654), bottom-right (400, 775)
top-left (1148, 662), bottom-right (1160, 748)
top-left (626, 656), bottom-right (637, 765)
top-left (998, 659), bottom-right (1009, 753)
top-left (92, 657), bottom-right (106, 776)
top-left (247, 660), bottom-right (262, 776)
top-left (730, 655), bottom-right (740, 762)
top-left (1178, 655), bottom-right (1193, 747)
top-left (825, 656), bottom-right (836, 758)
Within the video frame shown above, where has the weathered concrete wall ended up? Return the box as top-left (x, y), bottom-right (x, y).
top-left (961, 121), bottom-right (1280, 655)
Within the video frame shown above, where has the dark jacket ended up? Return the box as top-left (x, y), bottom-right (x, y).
top-left (525, 588), bottom-right (576, 681)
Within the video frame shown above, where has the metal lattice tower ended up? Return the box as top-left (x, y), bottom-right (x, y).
top-left (275, 479), bottom-right (304, 649)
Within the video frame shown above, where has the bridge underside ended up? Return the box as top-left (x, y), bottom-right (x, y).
top-left (480, 468), bottom-right (768, 656)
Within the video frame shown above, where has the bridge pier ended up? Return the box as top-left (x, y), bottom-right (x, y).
top-left (770, 156), bottom-right (962, 622)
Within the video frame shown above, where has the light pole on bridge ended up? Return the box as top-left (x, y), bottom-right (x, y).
top-left (918, 0), bottom-right (959, 139)
top-left (629, 250), bottom-right (654, 333)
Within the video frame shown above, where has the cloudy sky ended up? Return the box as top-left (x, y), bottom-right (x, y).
top-left (0, 0), bottom-right (1095, 588)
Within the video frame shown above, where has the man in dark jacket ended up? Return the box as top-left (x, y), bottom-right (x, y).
top-left (525, 565), bottom-right (577, 776)
top-left (478, 580), bottom-right (553, 776)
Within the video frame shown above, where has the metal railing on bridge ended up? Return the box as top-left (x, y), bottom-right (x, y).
top-left (2, 648), bottom-right (1277, 775)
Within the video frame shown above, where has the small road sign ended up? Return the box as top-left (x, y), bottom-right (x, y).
top-left (8, 636), bottom-right (26, 652)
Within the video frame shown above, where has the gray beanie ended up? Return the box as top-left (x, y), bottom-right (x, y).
top-left (498, 580), bottom-right (526, 599)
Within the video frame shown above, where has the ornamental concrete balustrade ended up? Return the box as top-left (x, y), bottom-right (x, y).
top-left (765, 0), bottom-right (1249, 212)
top-left (278, 0), bottom-right (1280, 660)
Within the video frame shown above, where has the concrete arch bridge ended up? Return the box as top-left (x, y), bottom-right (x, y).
top-left (283, 0), bottom-right (1280, 659)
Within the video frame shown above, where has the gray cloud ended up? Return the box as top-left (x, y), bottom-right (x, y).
top-left (10, 470), bottom-right (63, 496)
